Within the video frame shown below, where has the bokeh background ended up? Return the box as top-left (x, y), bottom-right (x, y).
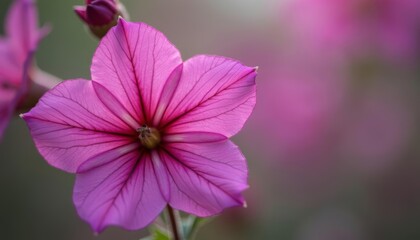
top-left (1, 0), bottom-right (420, 239)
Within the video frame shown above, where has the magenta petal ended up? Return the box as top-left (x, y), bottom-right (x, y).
top-left (92, 81), bottom-right (140, 129)
top-left (152, 64), bottom-right (183, 126)
top-left (0, 40), bottom-right (20, 82)
top-left (91, 19), bottom-right (182, 122)
top-left (163, 140), bottom-right (248, 217)
top-left (162, 55), bottom-right (257, 138)
top-left (5, 0), bottom-right (42, 62)
top-left (0, 88), bottom-right (18, 139)
top-left (76, 142), bottom-right (139, 173)
top-left (74, 151), bottom-right (166, 233)
top-left (21, 80), bottom-right (135, 172)
top-left (163, 131), bottom-right (227, 143)
top-left (1, 52), bottom-right (35, 140)
top-left (150, 151), bottom-right (171, 201)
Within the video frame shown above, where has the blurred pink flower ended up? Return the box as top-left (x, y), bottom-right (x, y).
top-left (22, 19), bottom-right (256, 232)
top-left (282, 0), bottom-right (420, 62)
top-left (252, 63), bottom-right (345, 160)
top-left (238, 54), bottom-right (350, 205)
top-left (0, 0), bottom-right (48, 138)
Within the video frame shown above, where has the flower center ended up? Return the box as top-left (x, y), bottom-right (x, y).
top-left (137, 125), bottom-right (161, 149)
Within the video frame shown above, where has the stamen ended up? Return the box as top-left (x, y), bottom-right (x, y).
top-left (136, 125), bottom-right (161, 149)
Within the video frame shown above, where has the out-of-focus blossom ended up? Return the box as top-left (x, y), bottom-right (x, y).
top-left (22, 19), bottom-right (256, 233)
top-left (0, 0), bottom-right (49, 139)
top-left (281, 0), bottom-right (420, 62)
top-left (74, 0), bottom-right (128, 38)
top-left (236, 56), bottom-right (349, 206)
top-left (252, 62), bottom-right (345, 160)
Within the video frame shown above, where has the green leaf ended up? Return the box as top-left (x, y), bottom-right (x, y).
top-left (139, 237), bottom-right (153, 240)
top-left (153, 228), bottom-right (170, 240)
top-left (139, 226), bottom-right (171, 240)
top-left (141, 215), bottom-right (212, 240)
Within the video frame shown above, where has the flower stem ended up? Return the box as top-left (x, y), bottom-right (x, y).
top-left (32, 67), bottom-right (62, 90)
top-left (17, 67), bottom-right (62, 111)
top-left (167, 205), bottom-right (182, 240)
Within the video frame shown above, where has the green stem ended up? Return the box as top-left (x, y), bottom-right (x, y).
top-left (167, 205), bottom-right (183, 240)
top-left (186, 216), bottom-right (200, 240)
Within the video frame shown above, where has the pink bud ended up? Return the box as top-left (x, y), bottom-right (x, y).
top-left (74, 0), bottom-right (122, 38)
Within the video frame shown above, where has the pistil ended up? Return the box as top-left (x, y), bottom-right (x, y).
top-left (137, 125), bottom-right (161, 149)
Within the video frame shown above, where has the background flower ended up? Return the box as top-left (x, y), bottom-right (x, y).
top-left (0, 0), bottom-right (49, 139)
top-left (280, 0), bottom-right (420, 63)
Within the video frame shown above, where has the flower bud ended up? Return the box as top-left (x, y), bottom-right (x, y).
top-left (74, 0), bottom-right (126, 39)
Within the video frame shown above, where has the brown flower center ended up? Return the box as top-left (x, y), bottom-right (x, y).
top-left (137, 125), bottom-right (161, 149)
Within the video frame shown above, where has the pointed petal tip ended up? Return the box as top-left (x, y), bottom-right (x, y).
top-left (20, 112), bottom-right (33, 123)
top-left (90, 219), bottom-right (106, 235)
top-left (117, 16), bottom-right (127, 24)
top-left (253, 66), bottom-right (259, 72)
top-left (92, 226), bottom-right (106, 236)
top-left (116, 17), bottom-right (153, 32)
top-left (19, 113), bottom-right (30, 119)
top-left (93, 221), bottom-right (110, 235)
top-left (114, 17), bottom-right (129, 33)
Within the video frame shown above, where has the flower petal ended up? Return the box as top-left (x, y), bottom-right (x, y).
top-left (150, 150), bottom-right (171, 201)
top-left (1, 51), bottom-right (34, 140)
top-left (22, 79), bottom-right (136, 172)
top-left (5, 0), bottom-right (48, 62)
top-left (91, 18), bottom-right (182, 123)
top-left (74, 151), bottom-right (166, 233)
top-left (163, 131), bottom-right (227, 144)
top-left (162, 140), bottom-right (248, 217)
top-left (161, 55), bottom-right (257, 138)
top-left (0, 40), bottom-right (20, 82)
top-left (0, 87), bottom-right (18, 139)
top-left (92, 81), bottom-right (140, 129)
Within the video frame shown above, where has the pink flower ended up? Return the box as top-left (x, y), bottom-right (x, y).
top-left (246, 56), bottom-right (346, 161)
top-left (22, 19), bottom-right (256, 232)
top-left (281, 0), bottom-right (420, 61)
top-left (0, 0), bottom-right (48, 138)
